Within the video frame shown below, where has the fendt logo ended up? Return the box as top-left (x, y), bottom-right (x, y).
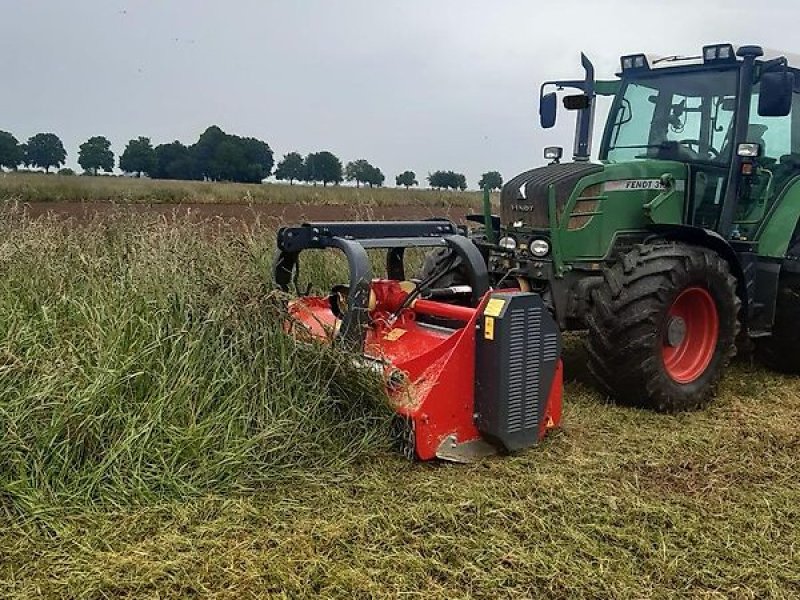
top-left (604, 179), bottom-right (686, 192)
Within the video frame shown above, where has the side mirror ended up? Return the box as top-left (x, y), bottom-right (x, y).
top-left (540, 92), bottom-right (557, 128)
top-left (563, 94), bottom-right (591, 111)
top-left (758, 70), bottom-right (794, 117)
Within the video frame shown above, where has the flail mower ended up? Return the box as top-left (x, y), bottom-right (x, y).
top-left (274, 220), bottom-right (563, 462)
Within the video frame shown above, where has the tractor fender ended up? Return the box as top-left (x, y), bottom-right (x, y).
top-left (645, 224), bottom-right (749, 314)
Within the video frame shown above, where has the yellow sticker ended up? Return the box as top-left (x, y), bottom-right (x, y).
top-left (383, 328), bottom-right (406, 341)
top-left (484, 316), bottom-right (495, 340)
top-left (484, 298), bottom-right (506, 318)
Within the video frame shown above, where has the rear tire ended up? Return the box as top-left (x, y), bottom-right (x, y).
top-left (585, 243), bottom-right (739, 412)
top-left (755, 274), bottom-right (800, 373)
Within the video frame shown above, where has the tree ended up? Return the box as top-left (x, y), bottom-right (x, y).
top-left (427, 170), bottom-right (467, 191)
top-left (58, 167), bottom-right (75, 176)
top-left (0, 131), bottom-right (23, 170)
top-left (345, 159), bottom-right (383, 188)
top-left (190, 126), bottom-right (273, 183)
top-left (152, 141), bottom-right (200, 180)
top-left (345, 159), bottom-right (369, 187)
top-left (119, 137), bottom-right (156, 177)
top-left (24, 133), bottom-right (66, 173)
top-left (395, 170), bottom-right (418, 189)
top-left (305, 151), bottom-right (343, 186)
top-left (478, 170), bottom-right (503, 191)
top-left (274, 152), bottom-right (305, 185)
top-left (192, 125), bottom-right (227, 180)
top-left (78, 136), bottom-right (114, 175)
top-left (363, 164), bottom-right (385, 187)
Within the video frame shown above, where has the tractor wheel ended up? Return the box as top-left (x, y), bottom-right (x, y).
top-left (755, 274), bottom-right (800, 373)
top-left (585, 243), bottom-right (740, 412)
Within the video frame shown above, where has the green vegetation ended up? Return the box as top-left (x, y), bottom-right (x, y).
top-left (0, 207), bottom-right (390, 515)
top-left (479, 170), bottom-right (504, 191)
top-left (77, 135), bottom-right (115, 175)
top-left (0, 171), bottom-right (484, 207)
top-left (21, 133), bottom-right (67, 173)
top-left (345, 159), bottom-right (385, 188)
top-left (1, 127), bottom-right (483, 190)
top-left (305, 150), bottom-right (344, 187)
top-left (428, 169), bottom-right (468, 191)
top-left (0, 131), bottom-right (23, 170)
top-left (0, 206), bottom-right (797, 598)
top-left (119, 136), bottom-right (156, 177)
top-left (274, 151), bottom-right (306, 185)
top-left (395, 170), bottom-right (418, 189)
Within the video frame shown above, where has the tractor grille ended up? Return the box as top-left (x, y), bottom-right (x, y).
top-left (500, 162), bottom-right (603, 228)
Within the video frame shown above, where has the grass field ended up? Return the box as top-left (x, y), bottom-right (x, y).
top-left (0, 204), bottom-right (799, 598)
top-left (0, 171), bottom-right (486, 208)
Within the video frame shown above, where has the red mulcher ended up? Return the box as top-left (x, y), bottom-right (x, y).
top-left (274, 220), bottom-right (562, 462)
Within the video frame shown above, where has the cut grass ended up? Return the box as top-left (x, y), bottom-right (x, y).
top-left (0, 206), bottom-right (799, 598)
top-left (0, 171), bottom-right (486, 208)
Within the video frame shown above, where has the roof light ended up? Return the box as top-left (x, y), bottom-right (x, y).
top-left (544, 146), bottom-right (563, 163)
top-left (620, 54), bottom-right (649, 72)
top-left (702, 44), bottom-right (736, 63)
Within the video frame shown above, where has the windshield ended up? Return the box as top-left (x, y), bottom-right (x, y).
top-left (602, 69), bottom-right (739, 164)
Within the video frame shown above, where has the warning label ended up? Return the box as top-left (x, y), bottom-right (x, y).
top-left (484, 298), bottom-right (506, 317)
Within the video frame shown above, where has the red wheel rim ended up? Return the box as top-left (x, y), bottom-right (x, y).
top-left (662, 286), bottom-right (719, 384)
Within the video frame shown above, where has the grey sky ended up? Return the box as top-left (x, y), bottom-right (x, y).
top-left (2, 0), bottom-right (797, 187)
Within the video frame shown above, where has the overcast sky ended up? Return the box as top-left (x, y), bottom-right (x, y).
top-left (2, 0), bottom-right (797, 187)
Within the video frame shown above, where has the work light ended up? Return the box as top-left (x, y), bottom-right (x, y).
top-left (544, 146), bottom-right (563, 163)
top-left (702, 44), bottom-right (736, 63)
top-left (737, 143), bottom-right (761, 157)
top-left (620, 54), bottom-right (649, 72)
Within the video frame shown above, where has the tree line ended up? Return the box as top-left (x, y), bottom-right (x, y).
top-left (0, 127), bottom-right (505, 190)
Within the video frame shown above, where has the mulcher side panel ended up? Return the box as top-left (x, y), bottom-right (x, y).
top-left (474, 292), bottom-right (561, 451)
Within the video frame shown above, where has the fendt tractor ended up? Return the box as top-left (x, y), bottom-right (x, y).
top-left (431, 43), bottom-right (800, 411)
top-left (276, 43), bottom-right (800, 461)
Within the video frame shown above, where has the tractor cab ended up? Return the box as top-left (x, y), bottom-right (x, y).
top-left (538, 44), bottom-right (800, 240)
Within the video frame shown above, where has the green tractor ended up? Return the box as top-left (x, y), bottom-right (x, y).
top-left (442, 44), bottom-right (800, 411)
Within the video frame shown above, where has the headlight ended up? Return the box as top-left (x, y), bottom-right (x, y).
top-left (529, 238), bottom-right (550, 257)
top-left (498, 236), bottom-right (517, 250)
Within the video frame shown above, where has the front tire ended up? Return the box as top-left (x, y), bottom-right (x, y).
top-left (755, 274), bottom-right (800, 373)
top-left (585, 243), bottom-right (739, 412)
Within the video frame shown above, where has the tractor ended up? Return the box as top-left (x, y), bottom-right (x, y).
top-left (435, 43), bottom-right (800, 411)
top-left (274, 43), bottom-right (800, 461)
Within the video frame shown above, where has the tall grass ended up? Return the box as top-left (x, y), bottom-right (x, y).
top-left (0, 205), bottom-right (391, 515)
top-left (0, 171), bottom-right (485, 208)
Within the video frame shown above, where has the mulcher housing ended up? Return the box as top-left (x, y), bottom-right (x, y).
top-left (274, 221), bottom-right (563, 461)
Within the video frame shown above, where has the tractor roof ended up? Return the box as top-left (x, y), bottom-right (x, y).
top-left (620, 44), bottom-right (799, 75)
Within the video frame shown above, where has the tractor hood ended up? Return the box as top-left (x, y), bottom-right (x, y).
top-left (500, 160), bottom-right (690, 230)
top-left (500, 162), bottom-right (604, 229)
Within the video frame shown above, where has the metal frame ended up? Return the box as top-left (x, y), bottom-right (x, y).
top-left (274, 221), bottom-right (489, 351)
